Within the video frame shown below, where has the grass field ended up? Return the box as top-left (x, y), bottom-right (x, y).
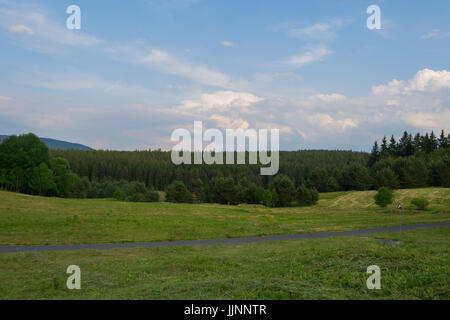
top-left (0, 188), bottom-right (448, 299)
top-left (0, 227), bottom-right (448, 299)
top-left (0, 188), bottom-right (449, 245)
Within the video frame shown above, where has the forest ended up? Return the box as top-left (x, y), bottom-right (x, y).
top-left (0, 130), bottom-right (449, 207)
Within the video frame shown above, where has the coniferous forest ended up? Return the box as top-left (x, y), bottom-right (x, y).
top-left (0, 130), bottom-right (449, 207)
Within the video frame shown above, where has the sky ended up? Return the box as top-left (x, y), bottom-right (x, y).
top-left (0, 0), bottom-right (449, 151)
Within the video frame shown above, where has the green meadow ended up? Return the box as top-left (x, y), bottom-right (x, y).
top-left (0, 188), bottom-right (448, 299)
top-left (0, 227), bottom-right (448, 299)
top-left (0, 188), bottom-right (449, 245)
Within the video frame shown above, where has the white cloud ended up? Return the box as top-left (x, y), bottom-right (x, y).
top-left (136, 49), bottom-right (230, 88)
top-left (23, 71), bottom-right (155, 97)
top-left (220, 40), bottom-right (233, 47)
top-left (407, 69), bottom-right (450, 92)
top-left (9, 24), bottom-right (34, 35)
top-left (372, 79), bottom-right (405, 95)
top-left (288, 19), bottom-right (343, 41)
top-left (289, 23), bottom-right (333, 41)
top-left (404, 111), bottom-right (450, 130)
top-left (310, 93), bottom-right (346, 102)
top-left (420, 29), bottom-right (449, 40)
top-left (253, 72), bottom-right (302, 82)
top-left (284, 47), bottom-right (331, 67)
top-left (308, 113), bottom-right (357, 131)
top-left (283, 19), bottom-right (342, 69)
top-left (372, 69), bottom-right (450, 95)
top-left (175, 90), bottom-right (264, 113)
top-left (387, 100), bottom-right (399, 106)
top-left (210, 114), bottom-right (249, 129)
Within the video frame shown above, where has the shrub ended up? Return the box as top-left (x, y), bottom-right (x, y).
top-left (262, 189), bottom-right (278, 207)
top-left (296, 184), bottom-right (319, 206)
top-left (146, 189), bottom-right (159, 202)
top-left (411, 197), bottom-right (429, 210)
top-left (374, 187), bottom-right (394, 208)
top-left (271, 174), bottom-right (296, 207)
top-left (113, 188), bottom-right (123, 201)
top-left (166, 180), bottom-right (192, 203)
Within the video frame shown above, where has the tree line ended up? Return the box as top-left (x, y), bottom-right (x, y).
top-left (1, 130), bottom-right (448, 207)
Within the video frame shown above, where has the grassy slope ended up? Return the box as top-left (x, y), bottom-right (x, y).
top-left (0, 227), bottom-right (448, 299)
top-left (0, 188), bottom-right (449, 245)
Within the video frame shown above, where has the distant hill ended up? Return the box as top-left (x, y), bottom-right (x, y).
top-left (0, 135), bottom-right (93, 150)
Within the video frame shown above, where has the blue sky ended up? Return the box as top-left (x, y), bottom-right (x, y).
top-left (0, 0), bottom-right (449, 151)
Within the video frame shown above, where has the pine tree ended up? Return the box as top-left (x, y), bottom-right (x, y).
top-left (421, 133), bottom-right (433, 153)
top-left (430, 131), bottom-right (438, 151)
top-left (388, 135), bottom-right (398, 156)
top-left (413, 133), bottom-right (422, 153)
top-left (380, 136), bottom-right (388, 157)
top-left (438, 130), bottom-right (448, 149)
top-left (398, 131), bottom-right (414, 156)
top-left (369, 141), bottom-right (380, 166)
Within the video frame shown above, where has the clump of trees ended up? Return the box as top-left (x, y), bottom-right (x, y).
top-left (0, 134), bottom-right (75, 197)
top-left (369, 130), bottom-right (449, 163)
top-left (0, 134), bottom-right (160, 203)
top-left (72, 178), bottom-right (160, 203)
top-left (164, 175), bottom-right (318, 207)
top-left (368, 130), bottom-right (450, 190)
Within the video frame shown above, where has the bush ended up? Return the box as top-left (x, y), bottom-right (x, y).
top-left (146, 189), bottom-right (159, 202)
top-left (374, 187), bottom-right (394, 208)
top-left (296, 184), bottom-right (319, 206)
top-left (271, 174), bottom-right (296, 207)
top-left (262, 189), bottom-right (278, 207)
top-left (166, 180), bottom-right (192, 203)
top-left (411, 197), bottom-right (429, 210)
top-left (113, 188), bottom-right (123, 201)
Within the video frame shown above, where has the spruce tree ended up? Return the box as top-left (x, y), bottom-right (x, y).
top-left (388, 135), bottom-right (397, 156)
top-left (438, 130), bottom-right (448, 149)
top-left (369, 141), bottom-right (380, 166)
top-left (413, 133), bottom-right (422, 153)
top-left (380, 136), bottom-right (388, 157)
top-left (430, 131), bottom-right (438, 151)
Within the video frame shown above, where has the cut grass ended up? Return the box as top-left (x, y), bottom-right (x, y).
top-left (0, 188), bottom-right (449, 245)
top-left (0, 227), bottom-right (448, 299)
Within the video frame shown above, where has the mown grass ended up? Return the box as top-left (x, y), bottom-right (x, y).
top-left (0, 188), bottom-right (449, 245)
top-left (0, 227), bottom-right (448, 299)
